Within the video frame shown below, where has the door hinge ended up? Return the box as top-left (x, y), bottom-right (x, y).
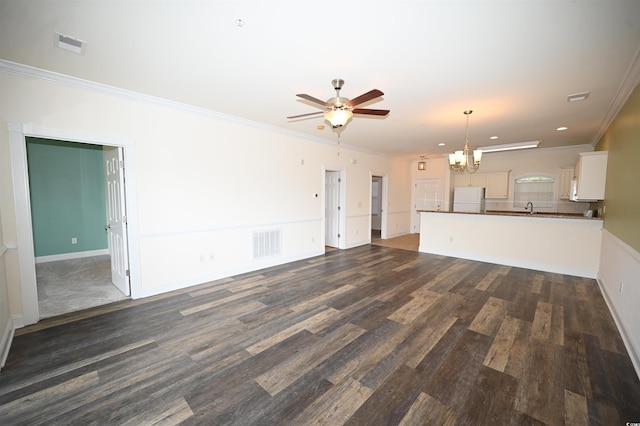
top-left (338, 206), bottom-right (341, 210)
top-left (337, 233), bottom-right (341, 238)
top-left (125, 269), bottom-right (130, 277)
top-left (338, 178), bottom-right (341, 183)
top-left (119, 160), bottom-right (125, 169)
top-left (122, 215), bottom-right (127, 224)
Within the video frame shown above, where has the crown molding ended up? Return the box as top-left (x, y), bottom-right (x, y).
top-left (592, 43), bottom-right (640, 146)
top-left (0, 59), bottom-right (386, 156)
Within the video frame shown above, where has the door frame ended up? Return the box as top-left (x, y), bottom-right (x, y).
top-left (7, 123), bottom-right (141, 327)
top-left (370, 173), bottom-right (388, 240)
top-left (322, 167), bottom-right (346, 250)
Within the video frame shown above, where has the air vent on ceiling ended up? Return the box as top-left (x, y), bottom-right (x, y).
top-left (54, 32), bottom-right (87, 55)
top-left (567, 91), bottom-right (589, 102)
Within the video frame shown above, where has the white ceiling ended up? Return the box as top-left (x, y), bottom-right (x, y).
top-left (2, 1), bottom-right (640, 160)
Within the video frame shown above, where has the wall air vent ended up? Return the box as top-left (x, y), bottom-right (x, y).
top-left (54, 32), bottom-right (87, 55)
top-left (253, 229), bottom-right (282, 259)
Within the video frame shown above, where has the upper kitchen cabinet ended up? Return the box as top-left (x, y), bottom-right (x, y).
top-left (485, 171), bottom-right (510, 199)
top-left (454, 171), bottom-right (510, 199)
top-left (454, 173), bottom-right (487, 188)
top-left (570, 151), bottom-right (608, 202)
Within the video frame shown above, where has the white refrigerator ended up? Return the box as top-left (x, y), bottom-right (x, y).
top-left (453, 187), bottom-right (485, 213)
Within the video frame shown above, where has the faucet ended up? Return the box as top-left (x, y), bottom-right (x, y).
top-left (525, 202), bottom-right (535, 215)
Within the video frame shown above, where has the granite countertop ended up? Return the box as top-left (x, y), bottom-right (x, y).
top-left (417, 210), bottom-right (603, 220)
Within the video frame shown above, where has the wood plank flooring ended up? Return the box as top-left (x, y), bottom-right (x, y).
top-left (2, 245), bottom-right (639, 425)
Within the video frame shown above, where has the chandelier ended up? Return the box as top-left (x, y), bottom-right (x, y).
top-left (449, 110), bottom-right (482, 174)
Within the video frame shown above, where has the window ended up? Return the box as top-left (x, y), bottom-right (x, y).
top-left (513, 175), bottom-right (555, 209)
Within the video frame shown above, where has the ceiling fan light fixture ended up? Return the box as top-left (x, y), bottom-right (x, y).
top-left (325, 109), bottom-right (353, 128)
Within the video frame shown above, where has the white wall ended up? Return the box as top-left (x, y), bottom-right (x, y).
top-left (598, 230), bottom-right (640, 378)
top-left (0, 65), bottom-right (412, 325)
top-left (419, 211), bottom-right (603, 279)
top-left (0, 207), bottom-right (14, 370)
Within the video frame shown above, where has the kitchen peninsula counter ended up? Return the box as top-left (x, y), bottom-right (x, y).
top-left (418, 210), bottom-right (603, 278)
top-left (417, 209), bottom-right (603, 220)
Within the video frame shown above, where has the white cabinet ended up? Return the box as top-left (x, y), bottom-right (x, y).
top-left (454, 171), bottom-right (509, 198)
top-left (485, 171), bottom-right (510, 199)
top-left (454, 173), bottom-right (487, 188)
top-left (559, 167), bottom-right (574, 199)
top-left (571, 151), bottom-right (608, 202)
top-left (471, 173), bottom-right (487, 188)
top-left (454, 173), bottom-right (472, 188)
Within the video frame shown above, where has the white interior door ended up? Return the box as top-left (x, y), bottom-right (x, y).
top-left (325, 170), bottom-right (340, 248)
top-left (104, 146), bottom-right (130, 296)
top-left (413, 178), bottom-right (444, 232)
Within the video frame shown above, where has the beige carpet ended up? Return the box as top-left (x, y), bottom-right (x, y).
top-left (36, 255), bottom-right (128, 318)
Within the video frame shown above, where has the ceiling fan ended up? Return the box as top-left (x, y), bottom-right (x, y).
top-left (287, 79), bottom-right (390, 129)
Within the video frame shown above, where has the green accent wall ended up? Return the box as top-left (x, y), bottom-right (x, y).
top-left (26, 138), bottom-right (108, 257)
top-left (595, 83), bottom-right (640, 253)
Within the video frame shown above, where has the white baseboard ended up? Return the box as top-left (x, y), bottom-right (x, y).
top-left (0, 316), bottom-right (15, 370)
top-left (35, 249), bottom-right (109, 264)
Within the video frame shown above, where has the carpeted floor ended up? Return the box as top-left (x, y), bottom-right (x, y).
top-left (36, 255), bottom-right (128, 318)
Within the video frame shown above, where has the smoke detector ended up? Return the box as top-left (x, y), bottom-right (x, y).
top-left (54, 32), bottom-right (87, 55)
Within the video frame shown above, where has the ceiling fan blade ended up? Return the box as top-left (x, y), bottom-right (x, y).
top-left (346, 89), bottom-right (384, 107)
top-left (296, 94), bottom-right (330, 107)
top-left (352, 108), bottom-right (390, 116)
top-left (286, 111), bottom-right (324, 119)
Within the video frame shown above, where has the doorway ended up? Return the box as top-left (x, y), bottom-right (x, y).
top-left (26, 138), bottom-right (130, 318)
top-left (324, 169), bottom-right (346, 250)
top-left (413, 177), bottom-right (444, 233)
top-left (371, 175), bottom-right (383, 240)
top-left (8, 124), bottom-right (137, 326)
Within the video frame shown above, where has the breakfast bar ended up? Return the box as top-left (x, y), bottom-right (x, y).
top-left (418, 210), bottom-right (603, 278)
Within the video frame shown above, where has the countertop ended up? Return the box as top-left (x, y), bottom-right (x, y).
top-left (417, 209), bottom-right (603, 220)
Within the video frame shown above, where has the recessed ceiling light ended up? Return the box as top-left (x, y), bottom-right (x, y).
top-left (567, 92), bottom-right (589, 102)
top-left (438, 143), bottom-right (445, 146)
top-left (490, 136), bottom-right (499, 140)
top-left (556, 126), bottom-right (568, 131)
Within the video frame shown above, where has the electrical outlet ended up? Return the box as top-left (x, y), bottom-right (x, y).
top-left (71, 237), bottom-right (78, 244)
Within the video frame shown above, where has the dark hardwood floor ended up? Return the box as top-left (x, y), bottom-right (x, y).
top-left (1, 245), bottom-right (639, 425)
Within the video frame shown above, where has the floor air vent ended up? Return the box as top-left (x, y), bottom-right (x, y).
top-left (253, 229), bottom-right (282, 259)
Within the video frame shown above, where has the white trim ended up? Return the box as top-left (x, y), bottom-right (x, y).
top-left (7, 123), bottom-right (143, 327)
top-left (35, 249), bottom-right (109, 264)
top-left (0, 317), bottom-right (15, 370)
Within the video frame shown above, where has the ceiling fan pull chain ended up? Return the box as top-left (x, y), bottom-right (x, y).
top-left (337, 133), bottom-right (341, 156)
